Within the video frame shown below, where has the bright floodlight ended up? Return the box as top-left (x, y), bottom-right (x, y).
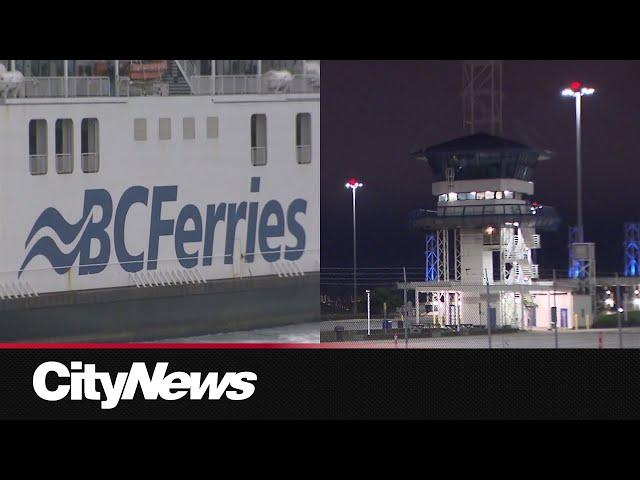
top-left (561, 81), bottom-right (595, 97)
top-left (345, 177), bottom-right (363, 189)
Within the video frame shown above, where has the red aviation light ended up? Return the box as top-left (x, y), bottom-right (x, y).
top-left (345, 178), bottom-right (363, 189)
top-left (570, 81), bottom-right (582, 92)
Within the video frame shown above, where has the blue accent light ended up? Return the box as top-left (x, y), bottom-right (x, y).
top-left (425, 233), bottom-right (437, 281)
top-left (624, 223), bottom-right (640, 277)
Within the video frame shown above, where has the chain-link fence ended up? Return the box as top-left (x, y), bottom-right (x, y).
top-left (320, 266), bottom-right (640, 348)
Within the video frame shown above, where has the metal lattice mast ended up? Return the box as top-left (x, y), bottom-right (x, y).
top-left (425, 233), bottom-right (438, 281)
top-left (437, 229), bottom-right (449, 281)
top-left (462, 60), bottom-right (503, 135)
top-left (572, 242), bottom-right (597, 321)
top-left (624, 222), bottom-right (640, 276)
top-left (453, 229), bottom-right (461, 281)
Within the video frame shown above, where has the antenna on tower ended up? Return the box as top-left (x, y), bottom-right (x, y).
top-left (462, 60), bottom-right (503, 135)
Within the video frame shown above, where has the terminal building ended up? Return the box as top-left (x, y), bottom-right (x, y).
top-left (399, 133), bottom-right (594, 330)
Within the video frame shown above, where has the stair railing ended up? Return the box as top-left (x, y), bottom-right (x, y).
top-left (174, 60), bottom-right (196, 94)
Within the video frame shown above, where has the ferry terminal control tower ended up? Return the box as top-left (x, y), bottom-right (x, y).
top-left (400, 133), bottom-right (594, 330)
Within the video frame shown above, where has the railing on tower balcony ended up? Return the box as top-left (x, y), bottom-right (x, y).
top-left (409, 204), bottom-right (562, 230)
top-left (531, 264), bottom-right (539, 279)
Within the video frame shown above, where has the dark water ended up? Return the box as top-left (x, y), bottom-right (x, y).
top-left (155, 322), bottom-right (320, 343)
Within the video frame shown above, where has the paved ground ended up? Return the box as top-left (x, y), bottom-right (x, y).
top-left (322, 327), bottom-right (640, 348)
top-left (155, 320), bottom-right (640, 348)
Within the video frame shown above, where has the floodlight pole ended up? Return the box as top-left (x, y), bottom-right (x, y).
top-left (345, 179), bottom-right (363, 317)
top-left (575, 93), bottom-right (583, 242)
top-left (366, 289), bottom-right (371, 335)
top-left (562, 82), bottom-right (594, 242)
top-left (352, 186), bottom-right (357, 317)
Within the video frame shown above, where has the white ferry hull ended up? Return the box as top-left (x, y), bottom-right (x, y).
top-left (0, 91), bottom-right (320, 340)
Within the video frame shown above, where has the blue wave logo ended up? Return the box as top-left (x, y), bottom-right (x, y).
top-left (19, 208), bottom-right (93, 277)
top-left (19, 189), bottom-right (113, 278)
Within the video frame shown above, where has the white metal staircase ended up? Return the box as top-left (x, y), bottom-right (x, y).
top-left (163, 61), bottom-right (193, 95)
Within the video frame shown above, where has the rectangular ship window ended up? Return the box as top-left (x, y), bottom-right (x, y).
top-left (134, 118), bottom-right (147, 141)
top-left (250, 114), bottom-right (267, 166)
top-left (159, 117), bottom-right (171, 140)
top-left (206, 116), bottom-right (219, 138)
top-left (183, 117), bottom-right (196, 140)
top-left (81, 118), bottom-right (100, 173)
top-left (296, 113), bottom-right (311, 164)
top-left (55, 119), bottom-right (74, 174)
top-left (28, 119), bottom-right (48, 175)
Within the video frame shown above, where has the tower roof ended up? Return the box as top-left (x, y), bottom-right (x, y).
top-left (413, 132), bottom-right (551, 161)
top-left (412, 132), bottom-right (552, 182)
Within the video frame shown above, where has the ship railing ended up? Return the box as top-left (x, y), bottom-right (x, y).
top-left (190, 75), bottom-right (216, 95)
top-left (290, 74), bottom-right (320, 93)
top-left (55, 154), bottom-right (73, 174)
top-left (81, 153), bottom-right (100, 173)
top-left (28, 154), bottom-right (47, 175)
top-left (190, 74), bottom-right (320, 95)
top-left (296, 145), bottom-right (312, 164)
top-left (23, 76), bottom-right (111, 98)
top-left (251, 147), bottom-right (267, 166)
top-left (116, 76), bottom-right (131, 96)
top-left (218, 75), bottom-right (261, 95)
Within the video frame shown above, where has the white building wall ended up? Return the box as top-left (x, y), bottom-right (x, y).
top-left (529, 290), bottom-right (575, 329)
top-left (460, 229), bottom-right (484, 284)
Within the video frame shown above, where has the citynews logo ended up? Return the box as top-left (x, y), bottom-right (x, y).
top-left (33, 361), bottom-right (257, 410)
